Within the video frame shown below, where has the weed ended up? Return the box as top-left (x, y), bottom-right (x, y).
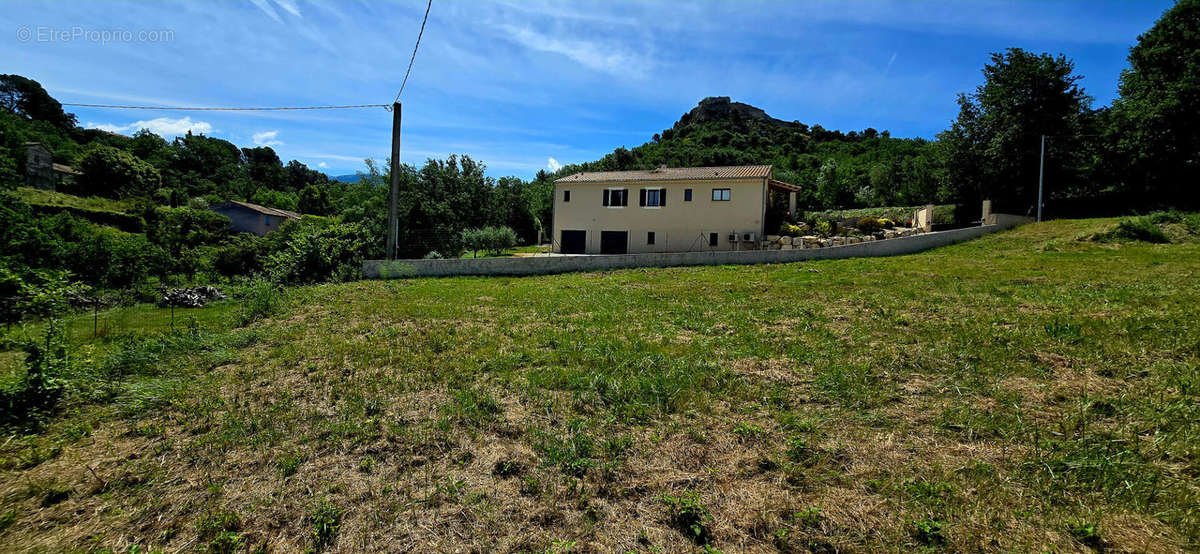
top-left (439, 388), bottom-right (502, 429)
top-left (39, 485), bottom-right (70, 507)
top-left (1067, 520), bottom-right (1102, 548)
top-left (733, 421), bottom-right (765, 441)
top-left (794, 506), bottom-right (822, 528)
top-left (233, 280), bottom-right (284, 326)
top-left (196, 510), bottom-right (240, 539)
top-left (308, 500), bottom-right (341, 551)
top-left (0, 509), bottom-right (16, 532)
top-left (276, 452), bottom-right (304, 477)
top-left (660, 490), bottom-right (713, 545)
top-left (910, 518), bottom-right (947, 546)
top-left (493, 460), bottom-right (523, 478)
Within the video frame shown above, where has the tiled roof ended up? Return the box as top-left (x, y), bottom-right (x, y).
top-left (51, 163), bottom-right (81, 175)
top-left (555, 165), bottom-right (773, 183)
top-left (217, 201), bottom-right (301, 219)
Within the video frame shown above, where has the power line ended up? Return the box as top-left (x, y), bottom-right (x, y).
top-left (60, 102), bottom-right (388, 111)
top-left (394, 0), bottom-right (432, 103)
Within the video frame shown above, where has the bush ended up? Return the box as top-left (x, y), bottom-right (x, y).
top-left (265, 219), bottom-right (369, 284)
top-left (211, 233), bottom-right (267, 277)
top-left (856, 217), bottom-right (882, 234)
top-left (1098, 217), bottom-right (1170, 244)
top-left (813, 219), bottom-right (837, 238)
top-left (778, 223), bottom-right (805, 237)
top-left (233, 279), bottom-right (284, 326)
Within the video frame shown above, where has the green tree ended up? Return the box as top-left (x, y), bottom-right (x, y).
top-left (1108, 0), bottom-right (1200, 210)
top-left (0, 74), bottom-right (77, 129)
top-left (938, 48), bottom-right (1095, 216)
top-left (298, 184), bottom-right (331, 215)
top-left (75, 145), bottom-right (162, 198)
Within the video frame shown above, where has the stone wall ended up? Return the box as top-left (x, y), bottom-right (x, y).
top-left (364, 217), bottom-right (1028, 279)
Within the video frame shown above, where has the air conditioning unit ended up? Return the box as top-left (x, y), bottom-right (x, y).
top-left (742, 232), bottom-right (756, 242)
top-left (728, 232), bottom-right (739, 243)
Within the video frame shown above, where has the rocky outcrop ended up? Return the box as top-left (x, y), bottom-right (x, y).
top-left (672, 96), bottom-right (800, 130)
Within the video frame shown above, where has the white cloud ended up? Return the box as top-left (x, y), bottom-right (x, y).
top-left (499, 24), bottom-right (650, 78)
top-left (86, 117), bottom-right (213, 137)
top-left (274, 0), bottom-right (301, 18)
top-left (317, 161), bottom-right (328, 168)
top-left (249, 0), bottom-right (284, 23)
top-left (884, 52), bottom-right (898, 77)
top-left (253, 130), bottom-right (284, 147)
top-left (547, 157), bottom-right (562, 172)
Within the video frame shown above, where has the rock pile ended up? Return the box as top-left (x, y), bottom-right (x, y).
top-left (159, 286), bottom-right (226, 308)
top-left (760, 227), bottom-right (922, 250)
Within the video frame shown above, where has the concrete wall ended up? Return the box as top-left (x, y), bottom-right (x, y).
top-left (364, 218), bottom-right (1028, 279)
top-left (553, 177), bottom-right (767, 254)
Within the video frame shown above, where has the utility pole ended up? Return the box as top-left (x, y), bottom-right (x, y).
top-left (1037, 134), bottom-right (1046, 222)
top-left (386, 102), bottom-right (402, 259)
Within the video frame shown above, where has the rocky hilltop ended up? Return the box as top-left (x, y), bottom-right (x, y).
top-left (672, 96), bottom-right (799, 129)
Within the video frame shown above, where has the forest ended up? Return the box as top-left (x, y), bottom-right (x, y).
top-left (1, 0), bottom-right (1197, 320)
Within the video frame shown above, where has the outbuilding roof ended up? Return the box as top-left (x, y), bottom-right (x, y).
top-left (555, 165), bottom-right (774, 184)
top-left (214, 201), bottom-right (301, 219)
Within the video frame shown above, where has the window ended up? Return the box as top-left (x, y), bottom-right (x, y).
top-left (712, 188), bottom-right (731, 201)
top-left (563, 190), bottom-right (570, 202)
top-left (709, 232), bottom-right (719, 247)
top-left (264, 215), bottom-right (272, 225)
top-left (684, 188), bottom-right (693, 201)
top-left (647, 231), bottom-right (655, 245)
top-left (602, 188), bottom-right (628, 207)
top-left (640, 187), bottom-right (665, 207)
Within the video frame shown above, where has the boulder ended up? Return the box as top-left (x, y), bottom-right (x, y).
top-left (780, 236), bottom-right (792, 245)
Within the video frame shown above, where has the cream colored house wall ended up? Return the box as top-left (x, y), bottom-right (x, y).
top-left (552, 178), bottom-right (767, 254)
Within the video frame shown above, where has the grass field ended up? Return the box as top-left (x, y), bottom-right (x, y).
top-left (14, 187), bottom-right (134, 215)
top-left (0, 218), bottom-right (1197, 552)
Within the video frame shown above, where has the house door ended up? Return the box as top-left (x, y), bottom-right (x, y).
top-left (600, 231), bottom-right (628, 254)
top-left (560, 230), bottom-right (586, 254)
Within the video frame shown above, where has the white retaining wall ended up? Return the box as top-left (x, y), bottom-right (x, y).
top-left (364, 220), bottom-right (1025, 279)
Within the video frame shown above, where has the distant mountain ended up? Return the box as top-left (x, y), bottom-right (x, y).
top-left (332, 174), bottom-right (364, 183)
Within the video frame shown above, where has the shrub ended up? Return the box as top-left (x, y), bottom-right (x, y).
top-left (211, 233), bottom-right (267, 277)
top-left (778, 223), bottom-right (804, 237)
top-left (856, 217), bottom-right (882, 234)
top-left (265, 219), bottom-right (369, 284)
top-left (233, 279), bottom-right (284, 326)
top-left (1097, 217), bottom-right (1170, 244)
top-left (813, 219), bottom-right (837, 238)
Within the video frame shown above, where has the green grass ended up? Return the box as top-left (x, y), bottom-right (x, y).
top-left (15, 187), bottom-right (133, 215)
top-left (1, 217), bottom-right (1198, 552)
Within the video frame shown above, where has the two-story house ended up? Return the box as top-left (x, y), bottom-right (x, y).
top-left (552, 165), bottom-right (800, 254)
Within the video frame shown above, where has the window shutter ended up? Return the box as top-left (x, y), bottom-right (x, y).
top-left (603, 189), bottom-right (610, 206)
top-left (660, 189), bottom-right (666, 206)
top-left (639, 189), bottom-right (646, 206)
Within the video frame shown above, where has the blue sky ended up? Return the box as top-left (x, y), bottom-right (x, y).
top-left (3, 0), bottom-right (1174, 179)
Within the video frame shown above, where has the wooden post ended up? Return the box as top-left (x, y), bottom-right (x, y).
top-left (386, 102), bottom-right (402, 260)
